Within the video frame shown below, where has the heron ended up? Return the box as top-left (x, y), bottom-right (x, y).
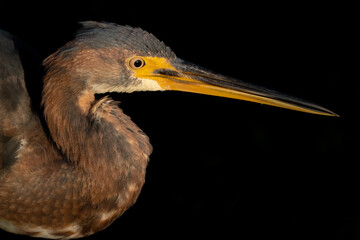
top-left (0, 21), bottom-right (337, 239)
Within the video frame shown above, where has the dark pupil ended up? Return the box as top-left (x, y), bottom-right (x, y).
top-left (134, 59), bottom-right (143, 68)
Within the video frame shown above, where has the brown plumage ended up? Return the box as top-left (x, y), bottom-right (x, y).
top-left (0, 22), bottom-right (153, 238)
top-left (0, 21), bottom-right (336, 239)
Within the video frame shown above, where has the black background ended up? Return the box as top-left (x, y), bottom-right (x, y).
top-left (0, 1), bottom-right (354, 239)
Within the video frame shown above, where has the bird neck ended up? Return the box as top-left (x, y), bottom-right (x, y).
top-left (42, 71), bottom-right (152, 173)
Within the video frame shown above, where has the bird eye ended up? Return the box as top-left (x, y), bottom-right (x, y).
top-left (129, 57), bottom-right (145, 69)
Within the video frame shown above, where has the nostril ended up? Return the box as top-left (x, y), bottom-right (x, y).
top-left (153, 69), bottom-right (180, 77)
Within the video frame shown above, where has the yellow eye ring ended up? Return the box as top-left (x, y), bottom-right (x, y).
top-left (129, 57), bottom-right (145, 69)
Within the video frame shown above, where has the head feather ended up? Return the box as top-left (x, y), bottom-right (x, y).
top-left (76, 21), bottom-right (176, 59)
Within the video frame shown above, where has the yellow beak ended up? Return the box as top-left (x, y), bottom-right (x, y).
top-left (132, 57), bottom-right (337, 117)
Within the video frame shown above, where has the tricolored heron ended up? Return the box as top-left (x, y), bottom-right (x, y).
top-left (0, 21), bottom-right (336, 239)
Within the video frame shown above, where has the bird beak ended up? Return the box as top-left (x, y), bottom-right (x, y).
top-left (134, 57), bottom-right (337, 116)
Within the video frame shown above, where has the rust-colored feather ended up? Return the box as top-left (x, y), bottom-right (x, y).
top-left (0, 25), bottom-right (152, 239)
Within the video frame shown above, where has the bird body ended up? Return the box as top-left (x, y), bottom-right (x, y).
top-left (0, 21), bottom-right (336, 239)
top-left (0, 26), bottom-right (151, 238)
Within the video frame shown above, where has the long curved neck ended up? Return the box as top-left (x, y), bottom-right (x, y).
top-left (42, 69), bottom-right (151, 173)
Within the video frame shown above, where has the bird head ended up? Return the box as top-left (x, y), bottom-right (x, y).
top-left (45, 21), bottom-right (337, 117)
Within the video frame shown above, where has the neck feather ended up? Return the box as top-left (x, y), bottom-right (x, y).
top-left (42, 71), bottom-right (152, 172)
